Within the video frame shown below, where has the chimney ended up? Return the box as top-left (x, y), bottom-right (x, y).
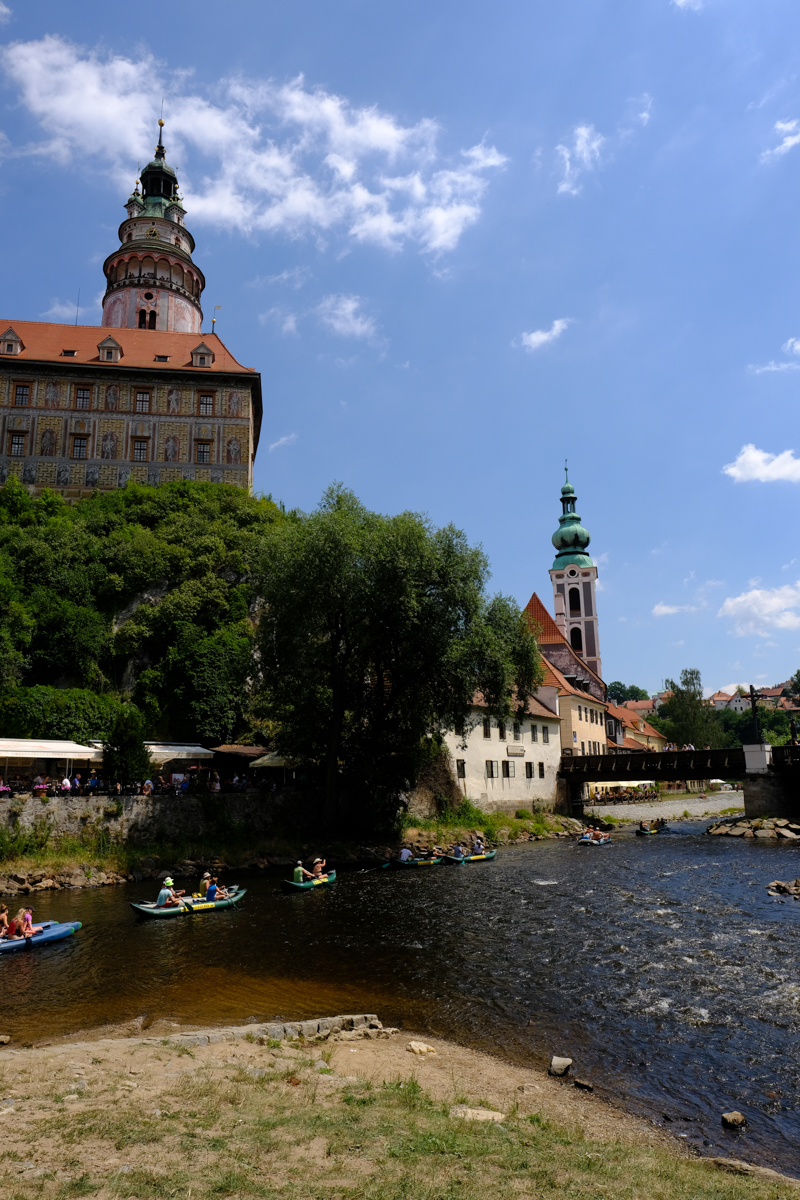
top-left (554, 592), bottom-right (567, 634)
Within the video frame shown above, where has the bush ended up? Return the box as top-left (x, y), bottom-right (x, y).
top-left (515, 808), bottom-right (531, 820)
top-left (0, 686), bottom-right (126, 743)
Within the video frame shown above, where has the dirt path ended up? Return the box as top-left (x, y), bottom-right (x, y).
top-left (586, 792), bottom-right (744, 823)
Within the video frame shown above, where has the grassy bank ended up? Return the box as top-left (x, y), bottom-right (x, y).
top-left (401, 798), bottom-right (580, 846)
top-left (1, 1026), bottom-right (792, 1200)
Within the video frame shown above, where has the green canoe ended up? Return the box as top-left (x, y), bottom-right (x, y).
top-left (390, 857), bottom-right (442, 868)
top-left (441, 849), bottom-right (497, 864)
top-left (130, 887), bottom-right (246, 918)
top-left (280, 870), bottom-right (337, 893)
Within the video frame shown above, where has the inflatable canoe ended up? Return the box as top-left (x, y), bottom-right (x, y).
top-left (635, 829), bottom-right (659, 836)
top-left (391, 857), bottom-right (442, 868)
top-left (441, 850), bottom-right (497, 864)
top-left (130, 887), bottom-right (246, 918)
top-left (280, 870), bottom-right (336, 894)
top-left (577, 836), bottom-right (611, 846)
top-left (0, 919), bottom-right (81, 953)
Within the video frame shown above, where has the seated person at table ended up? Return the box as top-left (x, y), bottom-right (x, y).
top-left (156, 877), bottom-right (185, 907)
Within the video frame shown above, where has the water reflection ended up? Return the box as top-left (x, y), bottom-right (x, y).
top-left (3, 826), bottom-right (800, 1174)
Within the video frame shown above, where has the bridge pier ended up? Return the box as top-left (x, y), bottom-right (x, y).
top-left (742, 744), bottom-right (800, 819)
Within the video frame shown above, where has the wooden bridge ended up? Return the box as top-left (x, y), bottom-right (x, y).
top-left (558, 747), bottom-right (746, 784)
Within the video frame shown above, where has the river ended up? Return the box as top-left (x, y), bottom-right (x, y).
top-left (3, 822), bottom-right (800, 1175)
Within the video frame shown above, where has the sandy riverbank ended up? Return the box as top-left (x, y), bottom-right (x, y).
top-left (586, 792), bottom-right (744, 824)
top-left (0, 1018), bottom-right (795, 1198)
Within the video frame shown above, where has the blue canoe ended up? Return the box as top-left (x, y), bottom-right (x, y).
top-left (577, 836), bottom-right (612, 846)
top-left (441, 850), bottom-right (497, 864)
top-left (0, 919), bottom-right (82, 954)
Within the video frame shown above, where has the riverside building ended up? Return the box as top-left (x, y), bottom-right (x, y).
top-left (0, 122), bottom-right (262, 498)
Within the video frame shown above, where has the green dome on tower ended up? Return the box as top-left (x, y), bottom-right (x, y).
top-left (551, 467), bottom-right (592, 568)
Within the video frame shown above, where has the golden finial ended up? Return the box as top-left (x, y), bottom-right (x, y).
top-left (158, 118), bottom-right (165, 128)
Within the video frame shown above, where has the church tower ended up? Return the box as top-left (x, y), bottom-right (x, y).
top-left (101, 120), bottom-right (205, 334)
top-left (549, 470), bottom-right (602, 679)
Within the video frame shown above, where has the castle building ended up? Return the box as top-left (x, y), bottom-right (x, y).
top-left (548, 471), bottom-right (601, 679)
top-left (0, 122), bottom-right (262, 498)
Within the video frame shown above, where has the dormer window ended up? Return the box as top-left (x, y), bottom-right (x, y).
top-left (190, 341), bottom-right (214, 368)
top-left (1, 327), bottom-right (23, 356)
top-left (97, 336), bottom-right (122, 364)
top-left (62, 350), bottom-right (77, 357)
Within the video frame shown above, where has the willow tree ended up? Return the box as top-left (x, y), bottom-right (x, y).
top-left (254, 486), bottom-right (542, 828)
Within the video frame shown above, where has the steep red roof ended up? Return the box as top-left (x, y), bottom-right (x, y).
top-left (0, 320), bottom-right (256, 374)
top-left (524, 592), bottom-right (605, 691)
top-left (469, 692), bottom-right (561, 720)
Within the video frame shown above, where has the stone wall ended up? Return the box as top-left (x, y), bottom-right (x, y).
top-left (0, 790), bottom-right (277, 843)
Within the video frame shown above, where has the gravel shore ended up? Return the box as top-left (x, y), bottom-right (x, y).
top-left (585, 791), bottom-right (744, 824)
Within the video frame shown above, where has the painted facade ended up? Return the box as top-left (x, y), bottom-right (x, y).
top-left (0, 323), bottom-right (261, 498)
top-left (0, 120), bottom-right (263, 498)
top-left (548, 472), bottom-right (602, 679)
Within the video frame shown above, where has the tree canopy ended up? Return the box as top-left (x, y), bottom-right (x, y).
top-left (254, 485), bottom-right (543, 826)
top-left (606, 681), bottom-right (650, 703)
top-left (0, 477), bottom-right (281, 743)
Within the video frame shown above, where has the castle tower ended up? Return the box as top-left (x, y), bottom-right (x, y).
top-left (549, 469), bottom-right (602, 679)
top-left (101, 120), bottom-right (205, 333)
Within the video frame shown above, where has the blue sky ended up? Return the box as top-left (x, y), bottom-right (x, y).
top-left (2, 0), bottom-right (800, 697)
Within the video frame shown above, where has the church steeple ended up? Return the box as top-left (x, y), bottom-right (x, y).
top-left (548, 467), bottom-right (602, 679)
top-left (101, 119), bottom-right (205, 333)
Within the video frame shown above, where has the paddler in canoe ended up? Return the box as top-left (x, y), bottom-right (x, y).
top-left (156, 877), bottom-right (186, 908)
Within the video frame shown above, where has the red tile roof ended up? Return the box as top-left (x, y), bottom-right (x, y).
top-left (469, 692), bottom-right (561, 721)
top-left (0, 320), bottom-right (256, 375)
top-left (523, 592), bottom-right (605, 691)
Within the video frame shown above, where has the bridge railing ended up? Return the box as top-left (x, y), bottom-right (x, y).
top-left (558, 747), bottom-right (746, 781)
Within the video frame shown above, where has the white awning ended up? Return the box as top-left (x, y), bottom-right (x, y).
top-left (0, 738), bottom-right (103, 762)
top-left (250, 751), bottom-right (286, 768)
top-left (145, 743), bottom-right (214, 765)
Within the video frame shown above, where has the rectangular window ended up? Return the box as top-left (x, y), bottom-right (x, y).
top-left (513, 722), bottom-right (520, 741)
top-left (105, 350), bottom-right (113, 361)
top-left (502, 760), bottom-right (515, 778)
top-left (572, 731), bottom-right (577, 744)
top-left (590, 708), bottom-right (595, 724)
top-left (9, 433), bottom-right (25, 457)
top-left (61, 350), bottom-right (76, 357)
top-left (581, 741), bottom-right (585, 755)
top-left (72, 436), bottom-right (88, 460)
top-left (133, 439), bottom-right (148, 462)
top-left (75, 387), bottom-right (90, 410)
top-left (456, 759), bottom-right (466, 779)
top-left (198, 394), bottom-right (214, 416)
top-left (531, 724), bottom-right (538, 742)
top-left (196, 441), bottom-right (211, 464)
top-left (498, 721), bottom-right (506, 741)
top-left (525, 762), bottom-right (533, 779)
top-left (578, 706), bottom-right (582, 721)
top-left (5, 343), bottom-right (14, 353)
top-left (538, 762), bottom-right (545, 778)
top-left (486, 760), bottom-right (499, 778)
top-left (135, 391), bottom-right (150, 413)
top-left (14, 384), bottom-right (29, 407)
top-left (454, 719), bottom-right (465, 737)
top-left (154, 355), bottom-right (169, 362)
top-left (542, 726), bottom-right (549, 744)
top-left (482, 718), bottom-right (491, 739)
top-left (198, 355), bottom-right (207, 366)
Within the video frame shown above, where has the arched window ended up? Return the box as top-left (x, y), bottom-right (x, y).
top-left (148, 311), bottom-right (157, 330)
top-left (570, 627), bottom-right (583, 654)
top-left (138, 310), bottom-right (147, 328)
top-left (568, 587), bottom-right (581, 616)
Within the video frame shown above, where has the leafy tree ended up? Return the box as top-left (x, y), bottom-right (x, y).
top-left (0, 686), bottom-right (125, 742)
top-left (254, 486), bottom-right (543, 829)
top-left (717, 706), bottom-right (791, 748)
top-left (787, 670), bottom-right (800, 699)
top-left (102, 706), bottom-right (152, 785)
top-left (607, 681), bottom-right (650, 703)
top-left (656, 668), bottom-right (723, 747)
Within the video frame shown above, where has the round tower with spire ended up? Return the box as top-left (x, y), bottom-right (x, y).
top-left (549, 466), bottom-right (602, 679)
top-left (101, 120), bottom-right (205, 333)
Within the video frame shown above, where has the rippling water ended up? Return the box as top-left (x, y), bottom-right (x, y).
top-left (3, 824), bottom-right (800, 1174)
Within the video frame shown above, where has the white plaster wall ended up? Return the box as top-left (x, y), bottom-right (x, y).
top-left (442, 708), bottom-right (561, 812)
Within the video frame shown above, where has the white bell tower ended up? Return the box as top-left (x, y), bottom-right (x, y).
top-left (548, 470), bottom-right (602, 679)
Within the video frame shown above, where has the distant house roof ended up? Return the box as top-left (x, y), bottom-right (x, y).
top-left (620, 699), bottom-right (657, 712)
top-left (621, 737), bottom-right (648, 751)
top-left (709, 691), bottom-right (732, 702)
top-left (758, 687), bottom-right (784, 698)
top-left (605, 703), bottom-right (665, 742)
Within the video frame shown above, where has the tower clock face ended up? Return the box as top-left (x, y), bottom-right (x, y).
top-left (147, 226), bottom-right (158, 238)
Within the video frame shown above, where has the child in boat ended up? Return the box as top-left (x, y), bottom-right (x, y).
top-left (22, 908), bottom-right (42, 935)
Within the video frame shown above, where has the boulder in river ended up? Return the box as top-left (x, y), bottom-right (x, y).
top-left (721, 1110), bottom-right (747, 1129)
top-left (549, 1056), bottom-right (573, 1076)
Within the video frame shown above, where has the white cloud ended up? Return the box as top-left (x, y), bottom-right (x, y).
top-left (723, 444), bottom-right (800, 483)
top-left (269, 433), bottom-right (297, 452)
top-left (556, 124), bottom-right (604, 195)
top-left (259, 307), bottom-right (298, 335)
top-left (0, 3), bottom-right (11, 24)
top-left (762, 119), bottom-right (800, 162)
top-left (652, 602), bottom-right (696, 616)
top-left (317, 294), bottom-right (376, 339)
top-left (672, 0), bottom-right (702, 10)
top-left (783, 336), bottom-right (800, 356)
top-left (718, 583), bottom-right (800, 636)
top-left (749, 360), bottom-right (800, 374)
top-left (41, 294), bottom-right (101, 321)
top-left (519, 317), bottom-right (571, 352)
top-left (0, 36), bottom-right (505, 255)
